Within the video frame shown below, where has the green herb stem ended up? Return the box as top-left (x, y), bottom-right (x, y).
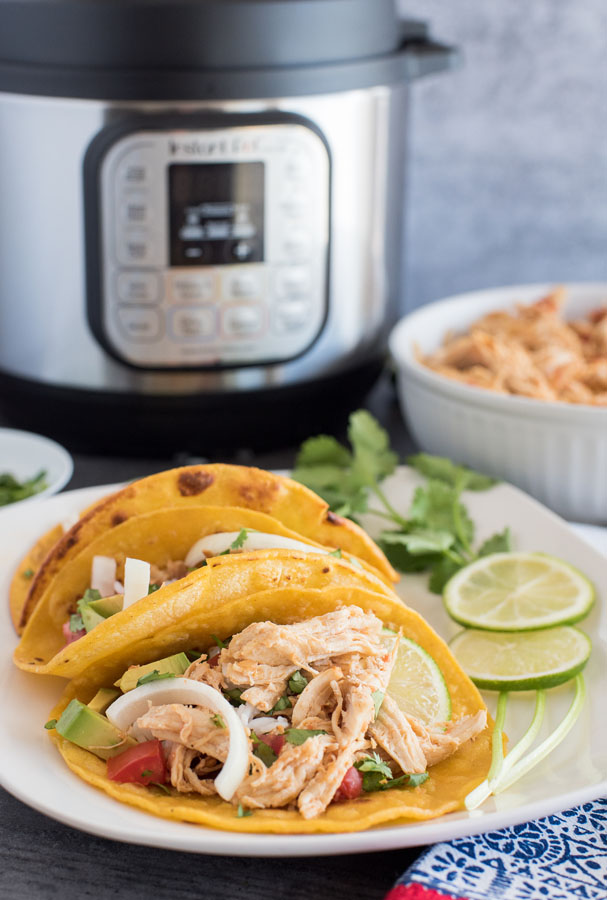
top-left (496, 689), bottom-right (546, 781)
top-left (465, 692), bottom-right (508, 810)
top-left (494, 675), bottom-right (585, 794)
top-left (371, 483), bottom-right (409, 530)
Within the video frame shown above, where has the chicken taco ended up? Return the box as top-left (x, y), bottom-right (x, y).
top-left (15, 543), bottom-right (397, 674)
top-left (45, 585), bottom-right (491, 834)
top-left (16, 464), bottom-right (397, 631)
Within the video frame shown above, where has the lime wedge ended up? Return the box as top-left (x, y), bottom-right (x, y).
top-left (444, 552), bottom-right (595, 631)
top-left (449, 626), bottom-right (592, 691)
top-left (384, 635), bottom-right (451, 725)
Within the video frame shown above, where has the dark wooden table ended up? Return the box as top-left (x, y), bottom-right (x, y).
top-left (0, 375), bottom-right (428, 900)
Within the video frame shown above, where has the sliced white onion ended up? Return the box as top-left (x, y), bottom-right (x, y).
top-left (236, 702), bottom-right (259, 728)
top-left (250, 716), bottom-right (289, 735)
top-left (185, 531), bottom-right (326, 568)
top-left (106, 678), bottom-right (249, 801)
top-left (91, 556), bottom-right (117, 598)
top-left (122, 557), bottom-right (151, 609)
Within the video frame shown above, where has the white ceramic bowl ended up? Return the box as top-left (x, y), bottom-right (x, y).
top-left (0, 428), bottom-right (73, 515)
top-left (389, 283), bottom-right (607, 523)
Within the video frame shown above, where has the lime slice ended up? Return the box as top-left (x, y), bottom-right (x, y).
top-left (384, 635), bottom-right (451, 725)
top-left (449, 626), bottom-right (591, 691)
top-left (444, 552), bottom-right (595, 631)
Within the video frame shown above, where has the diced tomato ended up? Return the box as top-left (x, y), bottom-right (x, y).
top-left (259, 733), bottom-right (285, 756)
top-left (106, 739), bottom-right (166, 786)
top-left (208, 653), bottom-right (220, 668)
top-left (333, 766), bottom-right (363, 802)
top-left (62, 621), bottom-right (85, 645)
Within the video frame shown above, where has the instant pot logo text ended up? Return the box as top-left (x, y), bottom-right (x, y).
top-left (169, 135), bottom-right (262, 157)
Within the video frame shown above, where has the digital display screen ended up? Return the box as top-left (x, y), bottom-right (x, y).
top-left (169, 162), bottom-right (265, 267)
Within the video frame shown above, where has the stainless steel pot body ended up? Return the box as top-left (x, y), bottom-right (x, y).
top-left (0, 86), bottom-right (407, 396)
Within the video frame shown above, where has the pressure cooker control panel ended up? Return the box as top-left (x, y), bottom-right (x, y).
top-left (85, 117), bottom-right (330, 369)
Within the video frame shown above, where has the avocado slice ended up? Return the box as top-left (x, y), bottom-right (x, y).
top-left (87, 687), bottom-right (120, 715)
top-left (117, 652), bottom-right (191, 693)
top-left (79, 604), bottom-right (106, 633)
top-left (54, 699), bottom-right (135, 760)
top-left (87, 594), bottom-right (124, 618)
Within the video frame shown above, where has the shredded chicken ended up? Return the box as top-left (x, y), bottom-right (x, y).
top-left (369, 695), bottom-right (427, 774)
top-left (185, 658), bottom-right (226, 692)
top-left (135, 704), bottom-right (229, 762)
top-left (166, 743), bottom-right (218, 795)
top-left (420, 289), bottom-right (607, 406)
top-left (236, 736), bottom-right (333, 809)
top-left (149, 559), bottom-right (189, 584)
top-left (408, 710), bottom-right (488, 767)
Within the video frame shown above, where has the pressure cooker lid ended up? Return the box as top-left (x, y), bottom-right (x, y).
top-left (0, 0), bottom-right (407, 70)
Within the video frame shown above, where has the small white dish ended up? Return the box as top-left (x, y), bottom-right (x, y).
top-left (0, 471), bottom-right (605, 857)
top-left (0, 428), bottom-right (73, 514)
top-left (389, 283), bottom-right (607, 523)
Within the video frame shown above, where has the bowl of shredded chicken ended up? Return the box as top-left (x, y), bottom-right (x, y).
top-left (389, 283), bottom-right (607, 522)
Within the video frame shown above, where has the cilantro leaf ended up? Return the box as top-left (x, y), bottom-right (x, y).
top-left (151, 782), bottom-right (171, 795)
top-left (428, 557), bottom-right (462, 594)
top-left (136, 670), bottom-right (176, 687)
top-left (349, 410), bottom-right (398, 488)
top-left (237, 803), bottom-right (253, 818)
top-left (268, 695), bottom-right (291, 715)
top-left (230, 528), bottom-right (248, 550)
top-left (288, 671), bottom-right (308, 694)
top-left (408, 453), bottom-right (497, 491)
top-left (44, 719), bottom-right (57, 730)
top-left (380, 528), bottom-right (456, 556)
top-left (251, 733), bottom-right (277, 767)
top-left (379, 540), bottom-right (442, 574)
top-left (224, 688), bottom-right (244, 707)
top-left (81, 588), bottom-right (101, 604)
top-left (372, 690), bottom-right (384, 719)
top-left (211, 714), bottom-right (226, 729)
top-left (285, 728), bottom-right (327, 745)
top-left (354, 752), bottom-right (392, 778)
top-left (211, 634), bottom-right (228, 649)
top-left (478, 528), bottom-right (512, 557)
top-left (409, 480), bottom-right (475, 549)
top-left (295, 434), bottom-right (352, 469)
top-left (22, 568), bottom-right (35, 579)
top-left (147, 583), bottom-right (160, 594)
top-left (407, 772), bottom-right (429, 788)
top-left (328, 548), bottom-right (342, 558)
top-left (141, 769), bottom-right (154, 777)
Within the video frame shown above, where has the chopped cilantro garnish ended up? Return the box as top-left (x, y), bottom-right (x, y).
top-left (69, 613), bottom-right (84, 633)
top-left (151, 782), bottom-right (171, 795)
top-left (284, 728), bottom-right (326, 745)
top-left (211, 634), bottom-right (229, 649)
top-left (23, 568), bottom-right (34, 579)
top-left (225, 688), bottom-right (244, 707)
top-left (328, 548), bottom-right (342, 558)
top-left (237, 803), bottom-right (253, 818)
top-left (185, 650), bottom-right (202, 662)
top-left (81, 588), bottom-right (101, 604)
top-left (251, 733), bottom-right (277, 768)
top-left (268, 695), bottom-right (291, 714)
top-left (148, 583), bottom-right (160, 594)
top-left (136, 670), bottom-right (176, 687)
top-left (371, 690), bottom-right (384, 719)
top-left (44, 719), bottom-right (57, 730)
top-left (288, 670), bottom-right (308, 694)
top-left (211, 714), bottom-right (226, 729)
top-left (230, 528), bottom-right (248, 549)
top-left (141, 769), bottom-right (154, 777)
top-left (0, 469), bottom-right (48, 508)
top-left (354, 755), bottom-right (428, 793)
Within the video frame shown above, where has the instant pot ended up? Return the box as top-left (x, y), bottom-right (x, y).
top-left (0, 0), bottom-right (456, 452)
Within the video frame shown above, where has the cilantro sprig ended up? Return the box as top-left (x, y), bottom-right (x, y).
top-left (354, 753), bottom-right (429, 793)
top-left (293, 411), bottom-right (508, 593)
top-left (0, 469), bottom-right (48, 507)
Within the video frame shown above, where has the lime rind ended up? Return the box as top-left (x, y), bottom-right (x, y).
top-left (385, 636), bottom-right (452, 725)
top-left (449, 626), bottom-right (592, 692)
top-left (443, 552), bottom-right (595, 632)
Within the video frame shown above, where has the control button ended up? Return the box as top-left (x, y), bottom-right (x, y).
top-left (116, 306), bottom-right (162, 342)
top-left (117, 155), bottom-right (151, 187)
top-left (170, 306), bottom-right (217, 341)
top-left (120, 193), bottom-right (152, 226)
top-left (222, 269), bottom-right (263, 301)
top-left (282, 230), bottom-right (311, 262)
top-left (275, 266), bottom-right (311, 300)
top-left (285, 153), bottom-right (311, 181)
top-left (223, 303), bottom-right (264, 338)
top-left (117, 230), bottom-right (154, 265)
top-left (170, 271), bottom-right (216, 303)
top-left (116, 271), bottom-right (161, 304)
top-left (273, 301), bottom-right (311, 334)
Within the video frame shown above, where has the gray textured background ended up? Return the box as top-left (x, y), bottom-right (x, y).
top-left (400, 0), bottom-right (607, 310)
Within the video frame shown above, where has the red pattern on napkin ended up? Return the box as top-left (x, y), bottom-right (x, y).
top-left (385, 885), bottom-right (467, 900)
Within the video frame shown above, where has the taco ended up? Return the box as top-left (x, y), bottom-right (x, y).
top-left (9, 523), bottom-right (63, 632)
top-left (16, 465), bottom-right (397, 631)
top-left (15, 544), bottom-right (397, 674)
top-left (46, 585), bottom-right (491, 833)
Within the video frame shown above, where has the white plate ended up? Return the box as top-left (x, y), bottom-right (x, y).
top-left (0, 471), bottom-right (605, 857)
top-left (0, 428), bottom-right (73, 515)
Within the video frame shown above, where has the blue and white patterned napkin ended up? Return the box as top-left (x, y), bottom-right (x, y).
top-left (386, 799), bottom-right (607, 900)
